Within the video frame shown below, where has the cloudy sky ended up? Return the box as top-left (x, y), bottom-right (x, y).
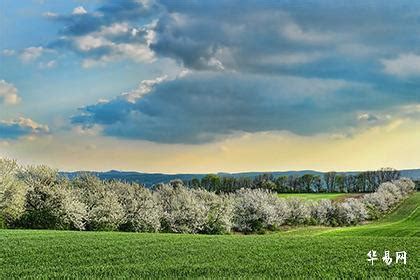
top-left (1, 0), bottom-right (419, 173)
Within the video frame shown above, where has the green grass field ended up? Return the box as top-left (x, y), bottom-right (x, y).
top-left (277, 192), bottom-right (360, 201)
top-left (1, 193), bottom-right (418, 279)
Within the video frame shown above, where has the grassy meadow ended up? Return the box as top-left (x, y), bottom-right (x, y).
top-left (277, 192), bottom-right (361, 201)
top-left (1, 193), bottom-right (418, 279)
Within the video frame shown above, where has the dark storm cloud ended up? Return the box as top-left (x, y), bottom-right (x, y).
top-left (71, 72), bottom-right (382, 144)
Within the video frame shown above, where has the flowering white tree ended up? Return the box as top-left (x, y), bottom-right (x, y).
top-left (72, 174), bottom-right (124, 231)
top-left (393, 178), bottom-right (415, 196)
top-left (272, 198), bottom-right (291, 227)
top-left (231, 188), bottom-right (279, 232)
top-left (156, 184), bottom-right (206, 233)
top-left (17, 165), bottom-right (74, 229)
top-left (336, 198), bottom-right (368, 225)
top-left (0, 159), bottom-right (27, 226)
top-left (377, 182), bottom-right (402, 205)
top-left (286, 198), bottom-right (310, 225)
top-left (311, 199), bottom-right (336, 226)
top-left (192, 189), bottom-right (233, 234)
top-left (112, 181), bottom-right (162, 232)
top-left (60, 187), bottom-right (87, 230)
top-left (362, 179), bottom-right (415, 219)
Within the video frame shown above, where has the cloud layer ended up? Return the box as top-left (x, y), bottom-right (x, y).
top-left (0, 80), bottom-right (21, 105)
top-left (73, 72), bottom-right (380, 143)
top-left (0, 118), bottom-right (49, 140)
top-left (12, 0), bottom-right (420, 144)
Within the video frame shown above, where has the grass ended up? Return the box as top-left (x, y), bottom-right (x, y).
top-left (277, 192), bottom-right (360, 201)
top-left (324, 192), bottom-right (419, 237)
top-left (0, 193), bottom-right (418, 279)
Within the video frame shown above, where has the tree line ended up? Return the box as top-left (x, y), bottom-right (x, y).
top-left (184, 168), bottom-right (401, 193)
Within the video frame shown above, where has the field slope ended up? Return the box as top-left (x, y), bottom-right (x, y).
top-left (277, 192), bottom-right (360, 201)
top-left (325, 192), bottom-right (419, 237)
top-left (0, 193), bottom-right (418, 279)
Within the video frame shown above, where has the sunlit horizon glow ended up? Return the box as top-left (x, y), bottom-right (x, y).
top-left (1, 1), bottom-right (419, 173)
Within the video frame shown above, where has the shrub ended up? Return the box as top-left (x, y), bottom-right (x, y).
top-left (362, 191), bottom-right (389, 217)
top-left (156, 184), bottom-right (206, 233)
top-left (286, 198), bottom-right (310, 225)
top-left (0, 179), bottom-right (27, 227)
top-left (393, 178), bottom-right (415, 196)
top-left (112, 181), bottom-right (162, 232)
top-left (377, 182), bottom-right (402, 206)
top-left (361, 179), bottom-right (415, 219)
top-left (60, 187), bottom-right (87, 230)
top-left (272, 198), bottom-right (291, 227)
top-left (17, 165), bottom-right (72, 229)
top-left (0, 159), bottom-right (27, 226)
top-left (311, 199), bottom-right (336, 226)
top-left (336, 198), bottom-right (368, 225)
top-left (192, 189), bottom-right (233, 234)
top-left (72, 174), bottom-right (124, 231)
top-left (231, 188), bottom-right (279, 233)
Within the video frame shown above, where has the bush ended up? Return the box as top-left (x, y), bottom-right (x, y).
top-left (0, 159), bottom-right (27, 226)
top-left (156, 184), bottom-right (206, 233)
top-left (0, 179), bottom-right (27, 226)
top-left (393, 178), bottom-right (415, 196)
top-left (16, 165), bottom-right (73, 229)
top-left (72, 174), bottom-right (124, 231)
top-left (311, 199), bottom-right (336, 226)
top-left (362, 179), bottom-right (414, 219)
top-left (272, 198), bottom-right (291, 227)
top-left (377, 182), bottom-right (402, 206)
top-left (336, 198), bottom-right (368, 225)
top-left (231, 188), bottom-right (279, 233)
top-left (60, 187), bottom-right (87, 230)
top-left (112, 181), bottom-right (162, 232)
top-left (192, 189), bottom-right (233, 234)
top-left (286, 198), bottom-right (310, 225)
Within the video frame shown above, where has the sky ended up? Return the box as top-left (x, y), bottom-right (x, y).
top-left (0, 0), bottom-right (419, 173)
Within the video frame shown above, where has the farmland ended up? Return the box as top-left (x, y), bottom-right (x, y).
top-left (277, 192), bottom-right (361, 201)
top-left (1, 193), bottom-right (418, 278)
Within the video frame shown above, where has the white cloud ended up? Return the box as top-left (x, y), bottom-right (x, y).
top-left (122, 75), bottom-right (168, 103)
top-left (0, 80), bottom-right (21, 105)
top-left (20, 46), bottom-right (44, 62)
top-left (357, 113), bottom-right (379, 122)
top-left (1, 49), bottom-right (15, 56)
top-left (381, 53), bottom-right (420, 78)
top-left (0, 117), bottom-right (49, 140)
top-left (72, 6), bottom-right (87, 15)
top-left (39, 60), bottom-right (57, 69)
top-left (4, 117), bottom-right (49, 133)
top-left (43, 11), bottom-right (58, 18)
top-left (74, 23), bottom-right (155, 67)
top-left (281, 22), bottom-right (333, 44)
top-left (257, 52), bottom-right (324, 65)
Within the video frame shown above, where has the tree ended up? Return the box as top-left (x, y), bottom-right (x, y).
top-left (299, 174), bottom-right (318, 193)
top-left (0, 159), bottom-right (27, 226)
top-left (201, 174), bottom-right (222, 192)
top-left (324, 172), bottom-right (337, 192)
top-left (231, 189), bottom-right (279, 233)
top-left (17, 165), bottom-right (73, 229)
top-left (112, 181), bottom-right (162, 232)
top-left (274, 176), bottom-right (288, 193)
top-left (72, 174), bottom-right (124, 231)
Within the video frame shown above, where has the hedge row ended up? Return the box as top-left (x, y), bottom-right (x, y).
top-left (0, 159), bottom-right (415, 233)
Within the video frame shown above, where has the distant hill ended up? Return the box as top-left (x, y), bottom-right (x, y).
top-left (61, 168), bottom-right (420, 187)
